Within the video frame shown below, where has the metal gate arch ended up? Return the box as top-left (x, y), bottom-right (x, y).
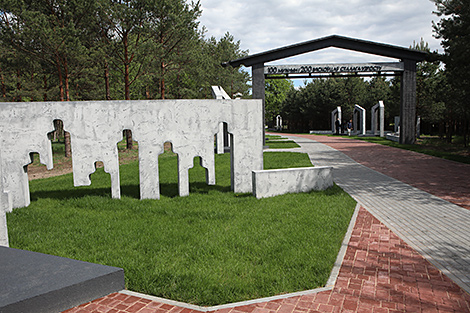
top-left (223, 35), bottom-right (431, 144)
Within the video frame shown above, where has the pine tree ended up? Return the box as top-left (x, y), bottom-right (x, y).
top-left (432, 0), bottom-right (470, 145)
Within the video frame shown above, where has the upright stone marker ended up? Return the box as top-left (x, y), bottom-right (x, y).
top-left (394, 116), bottom-right (400, 133)
top-left (211, 86), bottom-right (231, 154)
top-left (276, 115), bottom-right (283, 131)
top-left (353, 104), bottom-right (366, 135)
top-left (371, 101), bottom-right (385, 137)
top-left (331, 106), bottom-right (342, 133)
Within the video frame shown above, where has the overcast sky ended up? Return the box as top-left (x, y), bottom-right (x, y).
top-left (197, 0), bottom-right (442, 66)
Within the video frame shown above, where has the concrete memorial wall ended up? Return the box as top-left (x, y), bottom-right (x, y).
top-left (0, 96), bottom-right (334, 247)
top-left (0, 100), bottom-right (263, 212)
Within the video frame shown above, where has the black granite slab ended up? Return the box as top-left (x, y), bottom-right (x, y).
top-left (0, 246), bottom-right (125, 313)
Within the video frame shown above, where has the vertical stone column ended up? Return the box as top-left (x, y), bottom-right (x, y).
top-left (252, 63), bottom-right (265, 145)
top-left (379, 101), bottom-right (385, 138)
top-left (400, 59), bottom-right (417, 144)
top-left (353, 104), bottom-right (366, 135)
top-left (331, 106), bottom-right (341, 133)
top-left (371, 101), bottom-right (385, 137)
top-left (138, 143), bottom-right (163, 199)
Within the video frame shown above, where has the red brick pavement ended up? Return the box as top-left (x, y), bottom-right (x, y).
top-left (64, 136), bottom-right (470, 312)
top-left (290, 134), bottom-right (470, 210)
top-left (64, 208), bottom-right (470, 313)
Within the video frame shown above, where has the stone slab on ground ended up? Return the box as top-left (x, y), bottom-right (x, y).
top-left (252, 166), bottom-right (333, 198)
top-left (0, 246), bottom-right (124, 313)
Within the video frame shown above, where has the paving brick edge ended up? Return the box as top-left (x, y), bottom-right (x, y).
top-left (119, 203), bottom-right (361, 311)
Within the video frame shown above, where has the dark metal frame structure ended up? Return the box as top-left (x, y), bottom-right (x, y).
top-left (223, 35), bottom-right (429, 144)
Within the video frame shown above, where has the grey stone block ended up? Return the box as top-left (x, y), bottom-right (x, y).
top-left (252, 166), bottom-right (333, 199)
top-left (0, 246), bottom-right (124, 313)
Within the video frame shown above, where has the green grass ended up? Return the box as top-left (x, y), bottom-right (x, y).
top-left (265, 135), bottom-right (300, 149)
top-left (265, 134), bottom-right (284, 140)
top-left (343, 135), bottom-right (470, 164)
top-left (7, 152), bottom-right (355, 306)
top-left (265, 140), bottom-right (300, 149)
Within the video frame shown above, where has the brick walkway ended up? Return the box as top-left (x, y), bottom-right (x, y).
top-left (293, 134), bottom-right (470, 210)
top-left (65, 135), bottom-right (470, 313)
top-left (64, 207), bottom-right (470, 313)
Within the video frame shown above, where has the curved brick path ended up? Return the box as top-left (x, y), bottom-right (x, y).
top-left (64, 135), bottom-right (470, 313)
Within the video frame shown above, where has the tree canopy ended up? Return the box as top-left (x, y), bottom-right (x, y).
top-left (432, 0), bottom-right (470, 145)
top-left (0, 0), bottom-right (469, 146)
top-left (0, 0), bottom-right (249, 102)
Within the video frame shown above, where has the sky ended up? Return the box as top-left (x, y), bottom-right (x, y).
top-left (196, 0), bottom-right (442, 70)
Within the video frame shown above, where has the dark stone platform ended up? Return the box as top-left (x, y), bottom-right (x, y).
top-left (0, 246), bottom-right (125, 313)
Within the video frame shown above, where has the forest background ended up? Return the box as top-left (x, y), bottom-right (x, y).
top-left (0, 0), bottom-right (468, 146)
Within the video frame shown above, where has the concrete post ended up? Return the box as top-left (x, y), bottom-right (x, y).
top-left (400, 59), bottom-right (417, 144)
top-left (379, 101), bottom-right (385, 137)
top-left (252, 63), bottom-right (265, 145)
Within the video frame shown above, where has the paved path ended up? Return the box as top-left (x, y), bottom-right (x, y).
top-left (65, 135), bottom-right (470, 313)
top-left (292, 134), bottom-right (470, 210)
top-left (284, 134), bottom-right (470, 294)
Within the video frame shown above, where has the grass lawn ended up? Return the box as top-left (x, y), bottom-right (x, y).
top-left (265, 134), bottom-right (284, 140)
top-left (265, 140), bottom-right (300, 149)
top-left (7, 151), bottom-right (356, 306)
top-left (269, 131), bottom-right (470, 164)
top-left (343, 135), bottom-right (470, 164)
top-left (265, 134), bottom-right (300, 149)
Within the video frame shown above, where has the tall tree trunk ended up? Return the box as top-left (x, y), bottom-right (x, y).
top-left (105, 60), bottom-right (111, 100)
top-left (146, 86), bottom-right (150, 99)
top-left (0, 67), bottom-right (6, 98)
top-left (15, 68), bottom-right (21, 102)
top-left (160, 61), bottom-right (165, 99)
top-left (446, 119), bottom-right (453, 143)
top-left (64, 131), bottom-right (71, 157)
top-left (123, 31), bottom-right (133, 149)
top-left (123, 32), bottom-right (130, 100)
top-left (56, 59), bottom-right (64, 101)
top-left (30, 68), bottom-right (34, 101)
top-left (464, 117), bottom-right (469, 148)
top-left (64, 57), bottom-right (70, 101)
top-left (56, 55), bottom-right (72, 156)
top-left (43, 75), bottom-right (48, 101)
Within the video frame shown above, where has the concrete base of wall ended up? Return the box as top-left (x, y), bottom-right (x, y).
top-left (309, 130), bottom-right (333, 134)
top-left (252, 166), bottom-right (333, 199)
top-left (0, 246), bottom-right (125, 313)
top-left (386, 132), bottom-right (400, 142)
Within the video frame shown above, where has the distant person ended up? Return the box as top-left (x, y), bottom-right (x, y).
top-left (347, 120), bottom-right (352, 136)
top-left (335, 118), bottom-right (341, 135)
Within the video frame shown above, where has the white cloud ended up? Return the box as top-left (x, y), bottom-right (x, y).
top-left (196, 0), bottom-right (441, 64)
